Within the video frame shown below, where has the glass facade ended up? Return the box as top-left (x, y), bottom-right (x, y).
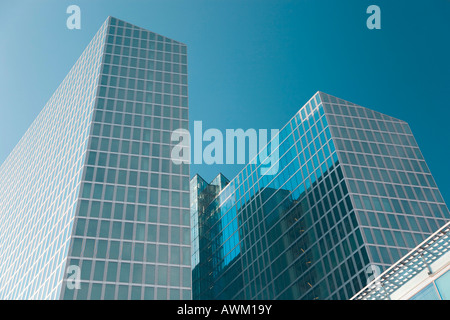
top-left (190, 91), bottom-right (449, 300)
top-left (0, 16), bottom-right (190, 300)
top-left (323, 92), bottom-right (449, 271)
top-left (191, 174), bottom-right (230, 297)
top-left (0, 19), bottom-right (108, 300)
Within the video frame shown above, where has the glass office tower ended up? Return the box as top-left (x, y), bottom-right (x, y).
top-left (190, 91), bottom-right (449, 300)
top-left (0, 16), bottom-right (190, 300)
top-left (191, 173), bottom-right (230, 297)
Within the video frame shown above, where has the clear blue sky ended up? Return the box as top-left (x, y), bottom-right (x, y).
top-left (0, 0), bottom-right (449, 205)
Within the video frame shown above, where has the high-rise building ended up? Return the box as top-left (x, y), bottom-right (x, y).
top-left (0, 16), bottom-right (191, 300)
top-left (190, 91), bottom-right (449, 300)
top-left (190, 173), bottom-right (230, 297)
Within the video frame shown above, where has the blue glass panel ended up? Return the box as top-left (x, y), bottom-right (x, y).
top-left (435, 270), bottom-right (450, 300)
top-left (410, 283), bottom-right (440, 300)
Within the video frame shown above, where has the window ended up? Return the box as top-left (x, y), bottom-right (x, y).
top-left (410, 283), bottom-right (440, 300)
top-left (435, 270), bottom-right (450, 299)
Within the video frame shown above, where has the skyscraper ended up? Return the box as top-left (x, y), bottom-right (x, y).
top-left (0, 16), bottom-right (191, 300)
top-left (190, 91), bottom-right (449, 300)
top-left (190, 173), bottom-right (230, 297)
